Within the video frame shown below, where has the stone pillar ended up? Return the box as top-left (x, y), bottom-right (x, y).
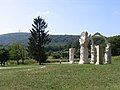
top-left (79, 46), bottom-right (89, 64)
top-left (79, 32), bottom-right (89, 64)
top-left (95, 45), bottom-right (104, 65)
top-left (104, 43), bottom-right (111, 64)
top-left (90, 45), bottom-right (96, 64)
top-left (69, 48), bottom-right (75, 64)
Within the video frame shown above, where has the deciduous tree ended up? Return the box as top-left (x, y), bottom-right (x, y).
top-left (0, 47), bottom-right (9, 66)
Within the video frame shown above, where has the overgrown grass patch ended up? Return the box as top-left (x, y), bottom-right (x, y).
top-left (0, 56), bottom-right (120, 90)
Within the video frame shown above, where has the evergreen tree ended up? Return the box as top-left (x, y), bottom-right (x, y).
top-left (28, 16), bottom-right (51, 65)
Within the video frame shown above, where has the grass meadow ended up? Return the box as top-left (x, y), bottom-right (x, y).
top-left (0, 56), bottom-right (120, 90)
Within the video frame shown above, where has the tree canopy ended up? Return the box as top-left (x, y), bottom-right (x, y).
top-left (9, 43), bottom-right (26, 65)
top-left (0, 47), bottom-right (9, 66)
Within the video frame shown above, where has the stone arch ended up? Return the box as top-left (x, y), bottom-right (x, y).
top-left (90, 32), bottom-right (111, 64)
top-left (92, 32), bottom-right (109, 45)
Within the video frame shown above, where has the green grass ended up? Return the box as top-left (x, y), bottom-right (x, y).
top-left (0, 56), bottom-right (120, 90)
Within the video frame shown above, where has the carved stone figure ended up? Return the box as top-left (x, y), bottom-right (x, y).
top-left (79, 32), bottom-right (89, 64)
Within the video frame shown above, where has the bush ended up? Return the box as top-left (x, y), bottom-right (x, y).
top-left (52, 52), bottom-right (61, 59)
top-left (61, 51), bottom-right (68, 59)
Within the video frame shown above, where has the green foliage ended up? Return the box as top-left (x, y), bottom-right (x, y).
top-left (61, 51), bottom-right (68, 59)
top-left (108, 35), bottom-right (120, 56)
top-left (51, 51), bottom-right (68, 59)
top-left (74, 49), bottom-right (80, 58)
top-left (0, 47), bottom-right (9, 66)
top-left (52, 52), bottom-right (61, 59)
top-left (28, 16), bottom-right (51, 65)
top-left (69, 40), bottom-right (80, 58)
top-left (9, 43), bottom-right (26, 65)
top-left (92, 36), bottom-right (106, 46)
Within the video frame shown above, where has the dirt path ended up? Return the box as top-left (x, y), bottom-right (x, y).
top-left (0, 65), bottom-right (46, 70)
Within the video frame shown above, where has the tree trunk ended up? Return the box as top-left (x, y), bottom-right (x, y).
top-left (3, 61), bottom-right (5, 66)
top-left (22, 59), bottom-right (24, 64)
top-left (1, 61), bottom-right (2, 66)
top-left (17, 60), bottom-right (19, 65)
top-left (38, 60), bottom-right (41, 65)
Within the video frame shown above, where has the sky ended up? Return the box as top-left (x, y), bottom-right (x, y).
top-left (0, 0), bottom-right (120, 36)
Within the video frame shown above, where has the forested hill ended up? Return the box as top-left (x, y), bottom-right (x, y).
top-left (0, 33), bottom-right (30, 46)
top-left (0, 32), bottom-right (120, 56)
top-left (0, 32), bottom-right (79, 46)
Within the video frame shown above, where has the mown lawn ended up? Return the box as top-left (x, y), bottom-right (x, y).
top-left (0, 56), bottom-right (120, 90)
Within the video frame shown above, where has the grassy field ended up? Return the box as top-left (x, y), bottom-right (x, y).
top-left (0, 56), bottom-right (120, 90)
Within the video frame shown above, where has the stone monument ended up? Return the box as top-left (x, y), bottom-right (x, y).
top-left (95, 45), bottom-right (104, 65)
top-left (104, 43), bottom-right (111, 64)
top-left (69, 48), bottom-right (75, 64)
top-left (90, 44), bottom-right (96, 64)
top-left (68, 31), bottom-right (112, 65)
top-left (79, 32), bottom-right (89, 64)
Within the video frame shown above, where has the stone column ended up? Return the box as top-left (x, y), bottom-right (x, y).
top-left (69, 48), bottom-right (75, 64)
top-left (104, 43), bottom-right (111, 64)
top-left (95, 45), bottom-right (104, 65)
top-left (79, 32), bottom-right (89, 64)
top-left (79, 45), bottom-right (89, 64)
top-left (90, 45), bottom-right (96, 64)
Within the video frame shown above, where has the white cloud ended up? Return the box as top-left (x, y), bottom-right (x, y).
top-left (28, 10), bottom-right (51, 19)
top-left (35, 11), bottom-right (50, 17)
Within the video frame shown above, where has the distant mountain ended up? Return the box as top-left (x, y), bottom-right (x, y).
top-left (0, 33), bottom-right (30, 46)
top-left (1, 32), bottom-right (120, 56)
top-left (0, 32), bottom-right (80, 47)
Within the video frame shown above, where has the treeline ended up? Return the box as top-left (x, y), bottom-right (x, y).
top-left (0, 41), bottom-right (79, 66)
top-left (108, 35), bottom-right (120, 56)
top-left (0, 33), bottom-right (79, 47)
top-left (0, 33), bottom-right (120, 66)
top-left (0, 43), bottom-right (27, 66)
top-left (46, 35), bottom-right (120, 58)
top-left (89, 35), bottom-right (120, 56)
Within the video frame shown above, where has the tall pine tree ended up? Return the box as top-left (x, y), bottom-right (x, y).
top-left (28, 16), bottom-right (51, 65)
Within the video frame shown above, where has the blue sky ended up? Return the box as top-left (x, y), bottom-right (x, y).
top-left (0, 0), bottom-right (120, 36)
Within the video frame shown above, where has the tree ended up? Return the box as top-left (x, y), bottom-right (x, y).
top-left (27, 16), bottom-right (51, 65)
top-left (9, 43), bottom-right (26, 65)
top-left (108, 35), bottom-right (120, 56)
top-left (51, 52), bottom-right (61, 59)
top-left (0, 47), bottom-right (9, 66)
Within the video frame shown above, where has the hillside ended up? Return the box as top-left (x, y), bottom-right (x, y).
top-left (0, 32), bottom-right (79, 47)
top-left (0, 33), bottom-right (30, 46)
top-left (0, 32), bottom-right (120, 56)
